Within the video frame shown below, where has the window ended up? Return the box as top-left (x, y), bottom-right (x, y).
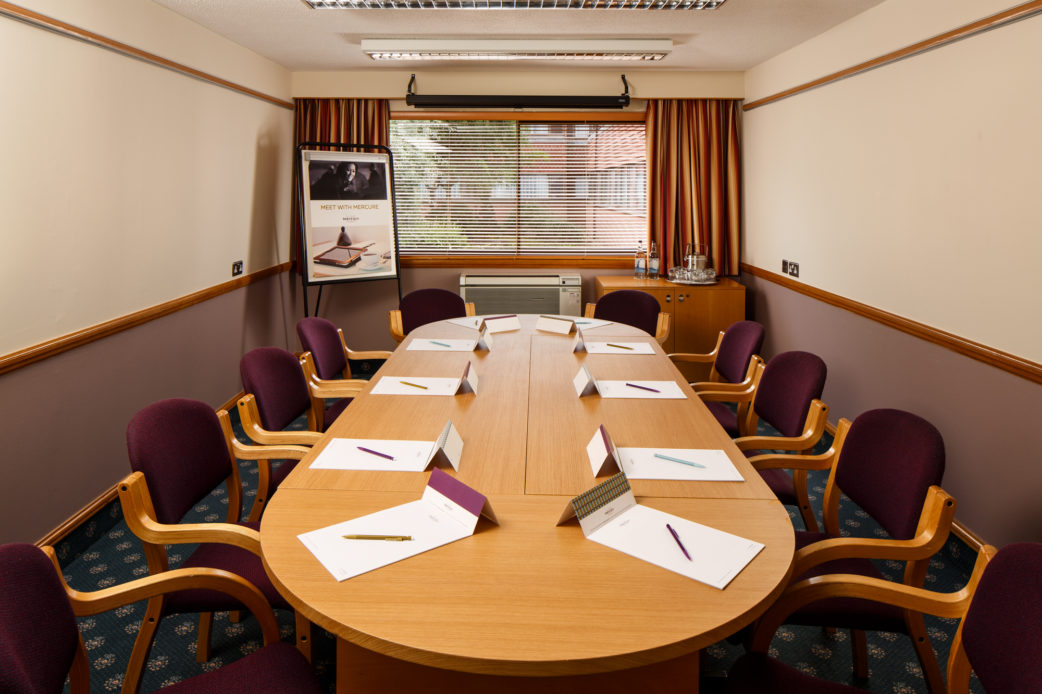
top-left (390, 119), bottom-right (646, 257)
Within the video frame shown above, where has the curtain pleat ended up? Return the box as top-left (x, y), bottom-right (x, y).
top-left (291, 98), bottom-right (390, 271)
top-left (645, 99), bottom-right (742, 276)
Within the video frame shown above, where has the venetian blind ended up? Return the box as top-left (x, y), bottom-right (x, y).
top-left (390, 120), bottom-right (647, 256)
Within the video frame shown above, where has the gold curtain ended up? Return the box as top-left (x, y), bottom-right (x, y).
top-left (292, 98), bottom-right (390, 269)
top-left (646, 99), bottom-right (742, 276)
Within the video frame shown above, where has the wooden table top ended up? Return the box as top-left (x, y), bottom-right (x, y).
top-left (261, 314), bottom-right (794, 676)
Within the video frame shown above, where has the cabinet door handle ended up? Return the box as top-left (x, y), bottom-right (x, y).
top-left (678, 293), bottom-right (685, 302)
top-left (665, 294), bottom-right (671, 303)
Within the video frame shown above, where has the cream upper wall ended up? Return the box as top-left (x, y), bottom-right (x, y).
top-left (0, 2), bottom-right (293, 356)
top-left (742, 0), bottom-right (1042, 363)
top-left (292, 69), bottom-right (744, 99)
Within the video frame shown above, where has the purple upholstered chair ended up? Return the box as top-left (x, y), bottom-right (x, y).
top-left (586, 289), bottom-right (669, 343)
top-left (0, 542), bottom-right (324, 694)
top-left (389, 288), bottom-right (474, 343)
top-left (122, 399), bottom-right (312, 692)
top-left (740, 409), bottom-right (952, 693)
top-left (702, 350), bottom-right (830, 531)
top-left (296, 316), bottom-right (391, 381)
top-left (725, 542), bottom-right (1042, 694)
top-left (669, 320), bottom-right (765, 435)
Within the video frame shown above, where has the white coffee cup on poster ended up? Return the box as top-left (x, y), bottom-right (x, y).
top-left (360, 251), bottom-right (380, 268)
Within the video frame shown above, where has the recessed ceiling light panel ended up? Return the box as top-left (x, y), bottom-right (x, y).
top-left (362, 39), bottom-right (672, 62)
top-left (311, 0), bottom-right (723, 9)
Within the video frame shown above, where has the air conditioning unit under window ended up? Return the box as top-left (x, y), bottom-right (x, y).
top-left (459, 274), bottom-right (582, 316)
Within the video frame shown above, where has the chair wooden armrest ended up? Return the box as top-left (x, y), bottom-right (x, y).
top-left (464, 302), bottom-right (476, 316)
top-left (690, 354), bottom-right (763, 392)
top-left (216, 409), bottom-right (310, 462)
top-left (692, 380), bottom-right (751, 394)
top-left (236, 394), bottom-right (323, 446)
top-left (118, 472), bottom-right (262, 554)
top-left (793, 485), bottom-right (957, 576)
top-left (746, 449), bottom-right (837, 472)
top-left (749, 543), bottom-right (996, 653)
top-left (734, 399), bottom-right (829, 451)
top-left (696, 385), bottom-right (756, 403)
top-left (668, 331), bottom-right (723, 365)
top-left (388, 309), bottom-right (405, 343)
top-left (299, 352), bottom-right (367, 399)
top-left (41, 545), bottom-right (281, 645)
top-left (654, 312), bottom-right (671, 345)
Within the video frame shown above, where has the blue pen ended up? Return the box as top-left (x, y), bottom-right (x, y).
top-left (654, 453), bottom-right (706, 469)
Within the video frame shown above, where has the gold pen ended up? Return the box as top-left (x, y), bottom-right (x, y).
top-left (607, 343), bottom-right (634, 350)
top-left (400, 380), bottom-right (429, 390)
top-left (343, 534), bottom-right (413, 541)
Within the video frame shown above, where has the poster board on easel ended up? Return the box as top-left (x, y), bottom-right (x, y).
top-left (296, 143), bottom-right (401, 312)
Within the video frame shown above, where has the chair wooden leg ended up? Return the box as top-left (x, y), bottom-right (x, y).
top-left (246, 460), bottom-right (273, 523)
top-left (296, 611), bottom-right (313, 663)
top-left (794, 469), bottom-right (820, 533)
top-left (906, 612), bottom-right (946, 694)
top-left (196, 611), bottom-right (213, 662)
top-left (122, 596), bottom-right (163, 694)
top-left (229, 610), bottom-right (242, 623)
top-left (851, 629), bottom-right (868, 679)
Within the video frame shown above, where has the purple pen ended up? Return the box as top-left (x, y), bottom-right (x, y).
top-left (357, 446), bottom-right (395, 461)
top-left (666, 523), bottom-right (692, 561)
top-left (625, 382), bottom-right (661, 393)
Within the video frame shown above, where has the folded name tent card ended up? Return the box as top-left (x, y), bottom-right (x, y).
top-left (557, 473), bottom-right (764, 589)
top-left (407, 338), bottom-right (479, 352)
top-left (573, 330), bottom-right (588, 353)
top-left (446, 316), bottom-right (484, 330)
top-left (585, 425), bottom-right (622, 477)
top-left (536, 315), bottom-right (577, 335)
top-left (299, 468), bottom-right (497, 582)
top-left (370, 361), bottom-right (479, 396)
top-left (475, 326), bottom-right (494, 351)
top-left (573, 364), bottom-right (600, 397)
top-left (309, 420), bottom-right (464, 473)
top-left (584, 341), bottom-right (655, 355)
top-left (571, 318), bottom-right (613, 331)
top-left (481, 314), bottom-right (522, 333)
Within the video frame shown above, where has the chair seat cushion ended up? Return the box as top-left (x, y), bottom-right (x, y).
top-left (158, 642), bottom-right (324, 694)
top-left (786, 530), bottom-right (907, 632)
top-left (704, 401), bottom-right (739, 437)
top-left (323, 398), bottom-right (352, 431)
top-left (726, 652), bottom-right (858, 694)
top-left (755, 467), bottom-right (797, 505)
top-left (164, 525), bottom-right (289, 613)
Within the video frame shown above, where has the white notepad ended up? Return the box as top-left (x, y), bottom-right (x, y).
top-left (309, 422), bottom-right (464, 473)
top-left (407, 338), bottom-right (478, 352)
top-left (596, 380), bottom-right (686, 399)
top-left (584, 342), bottom-right (655, 355)
top-left (617, 447), bottom-right (743, 481)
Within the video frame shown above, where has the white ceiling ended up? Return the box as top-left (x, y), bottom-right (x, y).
top-left (153, 0), bottom-right (885, 72)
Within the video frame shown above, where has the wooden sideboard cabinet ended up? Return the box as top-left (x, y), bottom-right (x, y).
top-left (593, 276), bottom-right (746, 356)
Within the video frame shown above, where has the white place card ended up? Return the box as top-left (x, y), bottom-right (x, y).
top-left (584, 341), bottom-right (655, 355)
top-left (585, 425), bottom-right (622, 477)
top-left (481, 315), bottom-right (522, 333)
top-left (573, 364), bottom-right (600, 398)
top-left (446, 316), bottom-right (484, 330)
top-left (596, 380), bottom-right (687, 399)
top-left (557, 473), bottom-right (764, 589)
top-left (407, 338), bottom-right (478, 352)
top-left (475, 326), bottom-right (494, 351)
top-left (298, 469), bottom-right (497, 582)
top-left (616, 448), bottom-right (743, 482)
top-left (571, 318), bottom-right (614, 331)
top-left (310, 421), bottom-right (465, 473)
top-left (573, 330), bottom-right (587, 353)
top-left (536, 315), bottom-right (576, 335)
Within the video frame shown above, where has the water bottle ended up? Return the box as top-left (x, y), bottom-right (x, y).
top-left (648, 240), bottom-right (660, 279)
top-left (634, 242), bottom-right (647, 279)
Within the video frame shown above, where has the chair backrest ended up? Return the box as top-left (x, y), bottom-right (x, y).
top-left (753, 350), bottom-right (827, 437)
top-left (961, 542), bottom-right (1042, 692)
top-left (834, 408), bottom-right (945, 540)
top-left (297, 317), bottom-right (347, 380)
top-left (592, 289), bottom-right (660, 337)
top-left (399, 288), bottom-right (467, 335)
top-left (126, 398), bottom-right (234, 525)
top-left (240, 346), bottom-right (311, 432)
top-left (0, 543), bottom-right (80, 694)
top-left (714, 321), bottom-right (765, 384)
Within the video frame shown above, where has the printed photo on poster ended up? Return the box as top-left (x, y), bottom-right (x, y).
top-left (299, 149), bottom-right (398, 285)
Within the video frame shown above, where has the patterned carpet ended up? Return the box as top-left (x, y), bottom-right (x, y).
top-left (53, 404), bottom-right (983, 693)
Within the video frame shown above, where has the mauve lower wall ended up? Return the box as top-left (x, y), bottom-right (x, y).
top-left (741, 271), bottom-right (1042, 547)
top-left (0, 273), bottom-right (300, 544)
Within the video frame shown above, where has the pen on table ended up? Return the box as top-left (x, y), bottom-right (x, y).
top-left (626, 382), bottom-right (660, 393)
top-left (357, 446), bottom-right (395, 461)
top-left (429, 340), bottom-right (452, 348)
top-left (343, 534), bottom-right (413, 541)
top-left (400, 380), bottom-right (429, 390)
top-left (484, 314), bottom-right (517, 320)
top-left (654, 452), bottom-right (706, 469)
top-left (666, 523), bottom-right (692, 561)
top-left (607, 343), bottom-right (634, 350)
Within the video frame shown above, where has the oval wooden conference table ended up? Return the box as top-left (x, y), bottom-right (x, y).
top-left (260, 314), bottom-right (795, 694)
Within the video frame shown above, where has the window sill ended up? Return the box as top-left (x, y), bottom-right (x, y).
top-left (400, 255), bottom-right (631, 269)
